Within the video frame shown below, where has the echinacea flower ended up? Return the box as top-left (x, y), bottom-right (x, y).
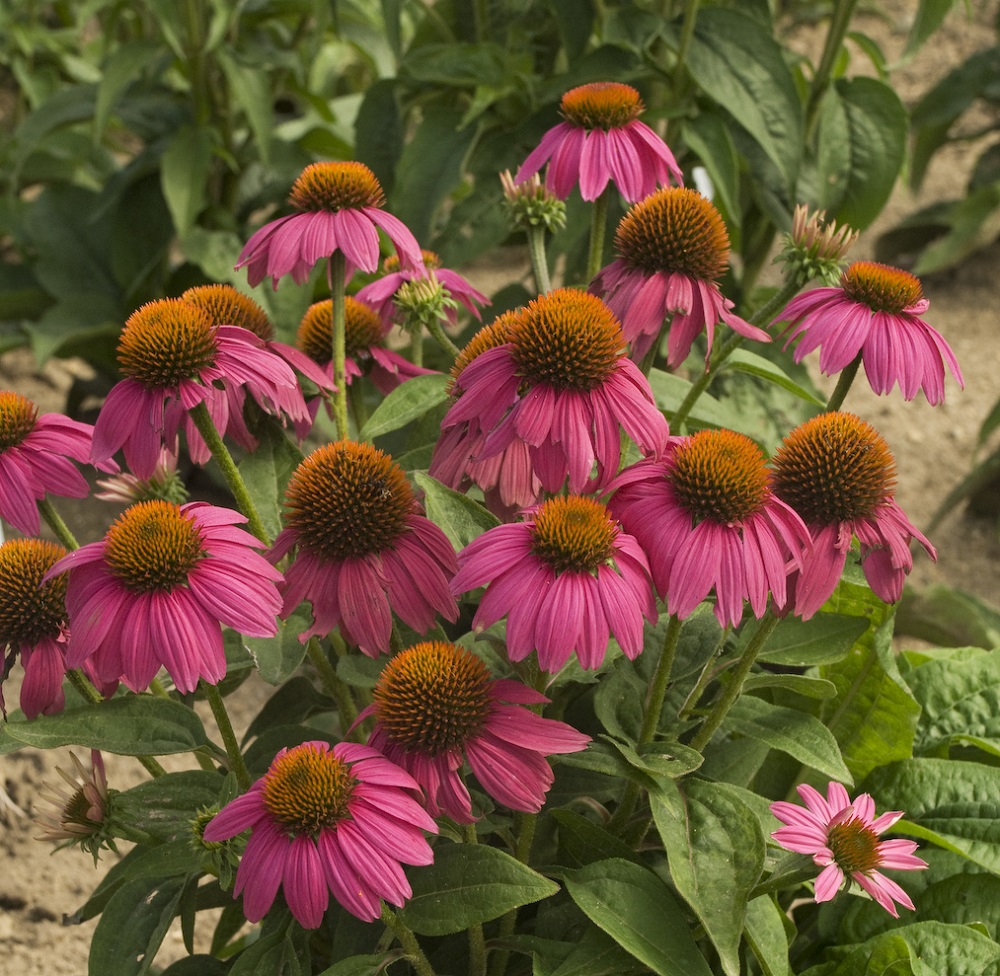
top-left (50, 500), bottom-right (282, 693)
top-left (269, 441), bottom-right (458, 655)
top-left (770, 412), bottom-right (935, 618)
top-left (358, 641), bottom-right (590, 822)
top-left (35, 750), bottom-right (116, 861)
top-left (202, 740), bottom-right (438, 927)
top-left (94, 446), bottom-right (188, 506)
top-left (771, 782), bottom-right (927, 917)
top-left (451, 494), bottom-right (657, 672)
top-left (0, 391), bottom-right (99, 536)
top-left (515, 81), bottom-right (682, 202)
top-left (777, 261), bottom-right (964, 404)
top-left (590, 187), bottom-right (769, 366)
top-left (236, 161), bottom-right (424, 289)
top-left (439, 289), bottom-right (669, 496)
top-left (92, 299), bottom-right (312, 479)
top-left (608, 429), bottom-right (810, 628)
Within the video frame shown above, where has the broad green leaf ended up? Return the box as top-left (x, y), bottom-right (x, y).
top-left (744, 896), bottom-right (793, 976)
top-left (896, 585), bottom-right (1000, 650)
top-left (904, 0), bottom-right (959, 57)
top-left (552, 809), bottom-right (641, 869)
top-left (647, 368), bottom-right (741, 431)
top-left (118, 770), bottom-right (224, 836)
top-left (413, 472), bottom-right (500, 550)
top-left (652, 780), bottom-right (765, 976)
top-left (314, 956), bottom-right (384, 976)
top-left (0, 695), bottom-right (209, 756)
top-left (94, 41), bottom-right (160, 139)
top-left (565, 859), bottom-right (713, 976)
top-left (808, 933), bottom-right (916, 976)
top-left (742, 672), bottom-right (837, 699)
top-left (237, 420), bottom-right (304, 541)
top-left (604, 736), bottom-right (704, 782)
top-left (160, 956), bottom-right (228, 976)
top-left (178, 227), bottom-right (245, 287)
top-left (681, 111), bottom-right (742, 236)
top-left (864, 758), bottom-right (1000, 875)
top-left (161, 124), bottom-right (214, 236)
top-left (243, 604), bottom-right (313, 686)
top-left (11, 85), bottom-right (96, 177)
top-left (721, 349), bottom-right (824, 406)
top-left (913, 181), bottom-right (1000, 276)
top-left (399, 844), bottom-right (558, 936)
top-left (360, 372), bottom-right (449, 440)
top-left (216, 49), bottom-right (272, 165)
top-left (755, 612), bottom-right (868, 666)
top-left (723, 696), bottom-right (851, 783)
top-left (355, 79), bottom-right (403, 194)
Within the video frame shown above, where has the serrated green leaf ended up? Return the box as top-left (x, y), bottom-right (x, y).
top-left (359, 372), bottom-right (449, 440)
top-left (413, 471), bottom-right (499, 551)
top-left (161, 124), bottom-right (213, 236)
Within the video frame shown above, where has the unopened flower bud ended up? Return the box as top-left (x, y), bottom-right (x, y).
top-left (500, 170), bottom-right (566, 234)
top-left (777, 204), bottom-right (859, 286)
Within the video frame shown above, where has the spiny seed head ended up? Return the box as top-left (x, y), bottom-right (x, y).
top-left (288, 161), bottom-right (385, 212)
top-left (284, 441), bottom-right (414, 560)
top-left (117, 299), bottom-right (218, 389)
top-left (771, 412), bottom-right (896, 524)
top-left (827, 814), bottom-right (882, 875)
top-left (0, 391), bottom-right (38, 451)
top-left (450, 311), bottom-right (520, 393)
top-left (840, 261), bottom-right (923, 314)
top-left (669, 429), bottom-right (770, 525)
top-left (560, 82), bottom-right (643, 130)
top-left (615, 187), bottom-right (731, 280)
top-left (530, 495), bottom-right (618, 575)
top-left (261, 743), bottom-right (356, 836)
top-left (103, 501), bottom-right (205, 592)
top-left (297, 297), bottom-right (384, 365)
top-left (0, 539), bottom-right (68, 647)
top-left (373, 641), bottom-right (492, 755)
top-left (181, 284), bottom-right (274, 341)
top-left (511, 289), bottom-right (623, 391)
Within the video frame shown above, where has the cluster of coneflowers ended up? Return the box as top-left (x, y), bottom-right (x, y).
top-left (0, 80), bottom-right (962, 951)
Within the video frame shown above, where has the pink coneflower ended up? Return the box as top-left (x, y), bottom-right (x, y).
top-left (269, 441), bottom-right (458, 656)
top-left (358, 641), bottom-right (589, 822)
top-left (202, 740), bottom-right (437, 927)
top-left (35, 750), bottom-right (115, 861)
top-left (591, 187), bottom-right (769, 367)
top-left (451, 495), bottom-right (657, 672)
top-left (439, 289), bottom-right (669, 496)
top-left (777, 261), bottom-right (963, 404)
top-left (91, 299), bottom-right (311, 479)
top-left (49, 500), bottom-right (282, 693)
top-left (356, 250), bottom-right (490, 331)
top-left (296, 297), bottom-right (433, 397)
top-left (514, 82), bottom-right (682, 202)
top-left (770, 412), bottom-right (935, 618)
top-left (236, 161), bottom-right (424, 289)
top-left (0, 391), bottom-right (98, 536)
top-left (771, 782), bottom-right (927, 917)
top-left (608, 429), bottom-right (810, 628)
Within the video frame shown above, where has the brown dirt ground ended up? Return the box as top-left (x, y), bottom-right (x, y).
top-left (2, 2), bottom-right (999, 973)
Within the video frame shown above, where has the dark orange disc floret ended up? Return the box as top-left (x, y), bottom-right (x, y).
top-left (560, 82), bottom-right (643, 130)
top-left (103, 500), bottom-right (205, 592)
top-left (840, 261), bottom-right (923, 314)
top-left (827, 816), bottom-right (882, 874)
top-left (0, 539), bottom-right (68, 646)
top-left (117, 299), bottom-right (218, 389)
top-left (511, 289), bottom-right (623, 391)
top-left (283, 441), bottom-right (414, 560)
top-left (449, 310), bottom-right (519, 393)
top-left (181, 284), bottom-right (274, 341)
top-left (615, 187), bottom-right (731, 281)
top-left (288, 161), bottom-right (385, 212)
top-left (262, 743), bottom-right (356, 835)
top-left (0, 391), bottom-right (38, 451)
top-left (771, 412), bottom-right (896, 524)
top-left (296, 298), bottom-right (384, 365)
top-left (382, 250), bottom-right (441, 275)
top-left (530, 495), bottom-right (618, 575)
top-left (372, 641), bottom-right (492, 755)
top-left (670, 429), bottom-right (769, 525)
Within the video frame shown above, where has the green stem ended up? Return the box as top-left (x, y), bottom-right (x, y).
top-left (38, 498), bottom-right (78, 550)
top-left (329, 250), bottom-right (350, 441)
top-left (382, 906), bottom-right (436, 976)
top-left (203, 682), bottom-right (251, 791)
top-left (677, 628), bottom-right (729, 720)
top-left (526, 225), bottom-right (552, 294)
top-left (805, 0), bottom-right (861, 140)
top-left (305, 636), bottom-right (358, 733)
top-left (187, 400), bottom-right (269, 543)
top-left (825, 353), bottom-right (861, 411)
top-left (463, 825), bottom-right (488, 976)
top-left (748, 863), bottom-right (818, 900)
top-left (585, 186), bottom-right (611, 283)
top-left (489, 811), bottom-right (539, 976)
top-left (689, 609), bottom-right (781, 753)
top-left (671, 0), bottom-right (702, 91)
top-left (425, 316), bottom-right (462, 360)
top-left (410, 330), bottom-right (424, 368)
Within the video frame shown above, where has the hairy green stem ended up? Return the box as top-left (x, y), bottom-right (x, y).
top-left (585, 186), bottom-right (611, 284)
top-left (825, 353), bottom-right (861, 411)
top-left (489, 811), bottom-right (539, 976)
top-left (463, 824), bottom-right (488, 976)
top-left (677, 627), bottom-right (729, 720)
top-left (426, 316), bottom-right (462, 360)
top-left (305, 636), bottom-right (358, 733)
top-left (204, 682), bottom-right (251, 791)
top-left (526, 225), bottom-right (552, 294)
top-left (329, 250), bottom-right (350, 441)
top-left (38, 497), bottom-right (78, 550)
top-left (805, 0), bottom-right (861, 140)
top-left (382, 907), bottom-right (436, 976)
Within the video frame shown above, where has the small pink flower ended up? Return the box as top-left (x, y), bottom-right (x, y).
top-left (771, 412), bottom-right (935, 618)
top-left (236, 161), bottom-right (424, 289)
top-left (203, 740), bottom-right (438, 927)
top-left (591, 187), bottom-right (768, 367)
top-left (777, 261), bottom-right (963, 405)
top-left (515, 82), bottom-right (682, 202)
top-left (451, 495), bottom-right (657, 672)
top-left (269, 441), bottom-right (458, 656)
top-left (50, 500), bottom-right (282, 693)
top-left (0, 391), bottom-right (99, 536)
top-left (771, 782), bottom-right (927, 917)
top-left (357, 641), bottom-right (589, 822)
top-left (608, 430), bottom-right (810, 628)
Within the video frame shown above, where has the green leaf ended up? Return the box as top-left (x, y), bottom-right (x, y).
top-left (355, 79), bottom-right (403, 195)
top-left (94, 40), bottom-right (160, 139)
top-left (399, 844), bottom-right (558, 936)
top-left (903, 0), bottom-right (958, 57)
top-left (216, 49), bottom-right (272, 166)
top-left (314, 956), bottom-right (384, 976)
top-left (0, 695), bottom-right (209, 756)
top-left (819, 933), bottom-right (916, 976)
top-left (161, 124), bottom-right (214, 236)
top-left (360, 372), bottom-right (450, 440)
top-left (723, 696), bottom-right (852, 783)
top-left (681, 111), bottom-right (742, 236)
top-left (913, 182), bottom-right (1000, 276)
top-left (118, 770), bottom-right (224, 836)
top-left (721, 349), bottom-right (825, 406)
top-left (744, 896), bottom-right (793, 976)
top-left (742, 672), bottom-right (837, 699)
top-left (831, 922), bottom-right (1000, 976)
top-left (160, 956), bottom-right (228, 976)
top-left (243, 604), bottom-right (312, 686)
top-left (552, 809), bottom-right (641, 869)
top-left (652, 780), bottom-right (765, 976)
top-left (237, 421), bottom-right (304, 541)
top-left (413, 472), bottom-right (500, 550)
top-left (647, 368), bottom-right (742, 431)
top-left (564, 859), bottom-right (713, 976)
top-left (896, 585), bottom-right (1000, 650)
